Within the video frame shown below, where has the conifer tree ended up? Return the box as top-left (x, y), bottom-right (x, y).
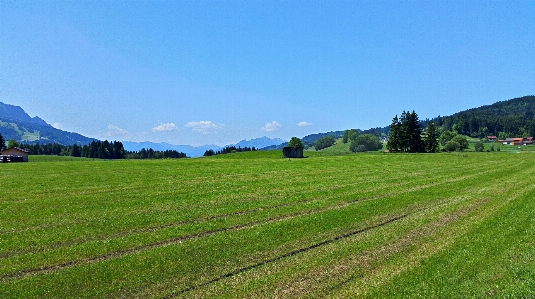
top-left (424, 121), bottom-right (439, 153)
top-left (406, 111), bottom-right (424, 153)
top-left (0, 133), bottom-right (6, 151)
top-left (387, 115), bottom-right (401, 151)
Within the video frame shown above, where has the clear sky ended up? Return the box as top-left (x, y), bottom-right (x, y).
top-left (2, 1), bottom-right (534, 146)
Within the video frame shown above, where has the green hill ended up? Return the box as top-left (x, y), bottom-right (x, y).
top-left (0, 102), bottom-right (96, 145)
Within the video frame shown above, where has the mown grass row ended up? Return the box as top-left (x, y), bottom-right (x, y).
top-left (1, 152), bottom-right (534, 298)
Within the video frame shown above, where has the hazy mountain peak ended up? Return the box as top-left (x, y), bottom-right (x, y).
top-left (0, 102), bottom-right (50, 127)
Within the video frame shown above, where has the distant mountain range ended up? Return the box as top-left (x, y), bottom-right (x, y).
top-left (0, 101), bottom-right (287, 156)
top-left (2, 95), bottom-right (534, 156)
top-left (123, 136), bottom-right (287, 157)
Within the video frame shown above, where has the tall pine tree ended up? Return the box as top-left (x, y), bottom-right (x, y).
top-left (406, 111), bottom-right (424, 153)
top-left (424, 121), bottom-right (439, 153)
top-left (387, 115), bottom-right (401, 151)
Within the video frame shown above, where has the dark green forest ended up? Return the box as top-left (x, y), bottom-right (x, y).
top-left (430, 95), bottom-right (535, 138)
top-left (18, 141), bottom-right (187, 160)
top-left (358, 95), bottom-right (535, 140)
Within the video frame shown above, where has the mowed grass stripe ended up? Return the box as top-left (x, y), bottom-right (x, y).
top-left (0, 157), bottom-right (524, 264)
top-left (1, 153), bottom-right (533, 298)
top-left (0, 160), bottom-right (488, 257)
top-left (0, 155), bottom-right (500, 243)
top-left (0, 157), bottom-right (507, 279)
top-left (177, 161), bottom-right (535, 298)
top-left (356, 167), bottom-right (535, 298)
top-left (0, 170), bottom-right (458, 282)
top-left (164, 213), bottom-right (410, 298)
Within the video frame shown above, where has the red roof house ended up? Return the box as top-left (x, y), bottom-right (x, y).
top-left (1, 147), bottom-right (29, 162)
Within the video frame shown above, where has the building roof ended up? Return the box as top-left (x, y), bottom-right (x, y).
top-left (1, 147), bottom-right (29, 154)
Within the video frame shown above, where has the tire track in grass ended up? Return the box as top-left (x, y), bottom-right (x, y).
top-left (163, 166), bottom-right (526, 298)
top-left (264, 172), bottom-right (533, 298)
top-left (328, 170), bottom-right (535, 298)
top-left (0, 161), bottom-right (491, 240)
top-left (1, 176), bottom-right (444, 285)
top-left (0, 194), bottom-right (411, 283)
top-left (161, 213), bottom-right (410, 298)
top-left (0, 166), bottom-right (485, 262)
top-left (0, 162), bottom-right (508, 283)
top-left (0, 164), bottom-right (502, 282)
top-left (0, 159), bottom-right (490, 236)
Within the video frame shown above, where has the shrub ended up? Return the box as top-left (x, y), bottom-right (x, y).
top-left (314, 135), bottom-right (336, 151)
top-left (350, 134), bottom-right (383, 152)
top-left (474, 142), bottom-right (485, 152)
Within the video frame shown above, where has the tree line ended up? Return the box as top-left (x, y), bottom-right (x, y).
top-left (19, 140), bottom-right (127, 159)
top-left (125, 148), bottom-right (187, 159)
top-left (6, 138), bottom-right (187, 160)
top-left (336, 96), bottom-right (535, 143)
top-left (203, 146), bottom-right (257, 156)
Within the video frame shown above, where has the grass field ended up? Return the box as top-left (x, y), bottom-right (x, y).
top-left (1, 151), bottom-right (534, 298)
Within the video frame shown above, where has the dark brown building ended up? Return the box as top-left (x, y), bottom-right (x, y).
top-left (282, 147), bottom-right (304, 158)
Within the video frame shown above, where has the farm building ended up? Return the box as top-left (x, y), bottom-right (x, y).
top-left (502, 137), bottom-right (534, 146)
top-left (1, 147), bottom-right (29, 162)
top-left (282, 146), bottom-right (304, 158)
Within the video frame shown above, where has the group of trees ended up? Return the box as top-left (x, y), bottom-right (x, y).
top-left (438, 130), bottom-right (469, 152)
top-left (295, 131), bottom-right (344, 149)
top-left (387, 110), bottom-right (473, 153)
top-left (387, 111), bottom-right (439, 153)
top-left (288, 137), bottom-right (303, 147)
top-left (203, 146), bottom-right (257, 156)
top-left (0, 134), bottom-right (23, 151)
top-left (350, 134), bottom-right (383, 152)
top-left (343, 129), bottom-right (383, 152)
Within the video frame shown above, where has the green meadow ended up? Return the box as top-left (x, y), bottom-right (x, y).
top-left (1, 151), bottom-right (534, 298)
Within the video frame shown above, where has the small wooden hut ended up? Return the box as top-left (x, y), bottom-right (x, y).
top-left (282, 146), bottom-right (304, 158)
top-left (1, 147), bottom-right (29, 162)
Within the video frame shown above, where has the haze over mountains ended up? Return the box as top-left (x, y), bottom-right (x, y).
top-left (122, 136), bottom-right (286, 157)
top-left (0, 101), bottom-right (286, 156)
top-left (2, 95), bottom-right (535, 156)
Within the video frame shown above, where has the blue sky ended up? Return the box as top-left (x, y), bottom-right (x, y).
top-left (2, 1), bottom-right (534, 146)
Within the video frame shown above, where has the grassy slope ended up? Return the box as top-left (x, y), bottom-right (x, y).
top-left (0, 151), bottom-right (534, 298)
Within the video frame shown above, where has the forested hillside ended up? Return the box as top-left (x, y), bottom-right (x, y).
top-left (432, 95), bottom-right (535, 138)
top-left (379, 95), bottom-right (535, 139)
